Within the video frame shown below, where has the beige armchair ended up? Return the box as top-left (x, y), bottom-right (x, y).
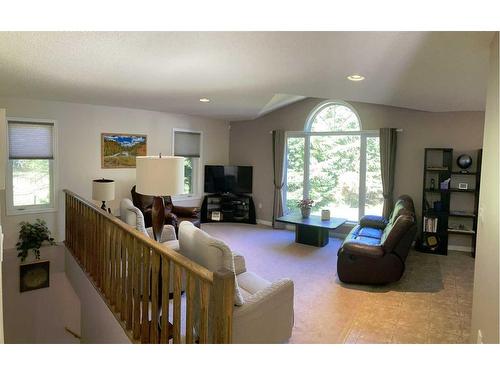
top-left (120, 198), bottom-right (178, 249)
top-left (178, 221), bottom-right (294, 344)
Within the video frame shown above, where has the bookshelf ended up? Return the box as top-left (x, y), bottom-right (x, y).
top-left (418, 148), bottom-right (482, 256)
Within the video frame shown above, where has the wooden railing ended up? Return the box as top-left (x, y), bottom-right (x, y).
top-left (64, 190), bottom-right (234, 343)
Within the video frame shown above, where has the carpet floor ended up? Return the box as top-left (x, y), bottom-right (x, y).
top-left (202, 223), bottom-right (474, 344)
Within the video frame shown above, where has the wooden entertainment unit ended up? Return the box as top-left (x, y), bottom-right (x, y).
top-left (201, 194), bottom-right (256, 224)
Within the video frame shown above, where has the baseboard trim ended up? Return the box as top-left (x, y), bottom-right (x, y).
top-left (448, 245), bottom-right (472, 253)
top-left (256, 219), bottom-right (273, 227)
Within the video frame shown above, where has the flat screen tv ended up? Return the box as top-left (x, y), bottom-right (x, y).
top-left (204, 165), bottom-right (253, 194)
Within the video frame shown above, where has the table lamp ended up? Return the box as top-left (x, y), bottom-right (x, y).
top-left (92, 178), bottom-right (115, 213)
top-left (136, 155), bottom-right (184, 241)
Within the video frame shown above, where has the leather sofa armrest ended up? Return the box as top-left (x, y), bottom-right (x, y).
top-left (341, 240), bottom-right (384, 258)
top-left (359, 215), bottom-right (388, 229)
top-left (172, 205), bottom-right (200, 218)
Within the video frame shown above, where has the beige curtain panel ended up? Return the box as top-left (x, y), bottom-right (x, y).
top-left (272, 129), bottom-right (286, 229)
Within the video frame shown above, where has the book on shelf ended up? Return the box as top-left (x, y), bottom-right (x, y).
top-left (423, 216), bottom-right (438, 233)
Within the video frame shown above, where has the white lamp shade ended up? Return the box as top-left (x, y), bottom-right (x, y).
top-left (136, 156), bottom-right (185, 196)
top-left (92, 179), bottom-right (115, 201)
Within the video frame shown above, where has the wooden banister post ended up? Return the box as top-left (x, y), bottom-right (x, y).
top-left (213, 269), bottom-right (234, 344)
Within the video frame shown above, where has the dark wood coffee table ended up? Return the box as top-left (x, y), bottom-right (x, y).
top-left (276, 214), bottom-right (347, 247)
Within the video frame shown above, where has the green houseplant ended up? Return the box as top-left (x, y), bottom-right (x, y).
top-left (16, 219), bottom-right (56, 262)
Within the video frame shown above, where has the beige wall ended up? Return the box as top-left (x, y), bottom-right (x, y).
top-left (471, 33), bottom-right (499, 344)
top-left (2, 245), bottom-right (81, 343)
top-left (65, 249), bottom-right (130, 343)
top-left (0, 108), bottom-right (5, 343)
top-left (0, 109), bottom-right (5, 191)
top-left (0, 97), bottom-right (230, 250)
top-left (229, 99), bottom-right (484, 249)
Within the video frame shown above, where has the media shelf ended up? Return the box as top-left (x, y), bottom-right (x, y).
top-left (417, 148), bottom-right (482, 257)
top-left (201, 194), bottom-right (256, 224)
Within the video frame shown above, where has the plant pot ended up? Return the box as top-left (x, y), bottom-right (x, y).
top-left (301, 207), bottom-right (311, 218)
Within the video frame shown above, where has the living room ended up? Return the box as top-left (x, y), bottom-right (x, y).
top-left (0, 2), bottom-right (499, 374)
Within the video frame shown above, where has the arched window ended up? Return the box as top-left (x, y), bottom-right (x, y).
top-left (306, 102), bottom-right (361, 132)
top-left (285, 101), bottom-right (383, 222)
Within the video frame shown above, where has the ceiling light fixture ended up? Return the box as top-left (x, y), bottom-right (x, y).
top-left (347, 74), bottom-right (365, 82)
top-left (199, 98), bottom-right (210, 103)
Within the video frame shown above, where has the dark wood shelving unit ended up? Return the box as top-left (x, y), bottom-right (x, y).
top-left (449, 212), bottom-right (476, 218)
top-left (200, 193), bottom-right (256, 224)
top-left (447, 229), bottom-right (476, 235)
top-left (424, 188), bottom-right (476, 193)
top-left (418, 148), bottom-right (482, 257)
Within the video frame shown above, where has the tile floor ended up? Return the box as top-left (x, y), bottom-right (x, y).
top-left (342, 250), bottom-right (475, 344)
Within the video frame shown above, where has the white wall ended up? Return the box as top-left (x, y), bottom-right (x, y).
top-left (0, 108), bottom-right (6, 343)
top-left (0, 97), bottom-right (230, 250)
top-left (65, 249), bottom-right (131, 343)
top-left (2, 245), bottom-right (81, 343)
top-left (471, 33), bottom-right (499, 344)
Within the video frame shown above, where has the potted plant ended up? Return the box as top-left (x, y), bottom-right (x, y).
top-left (16, 219), bottom-right (56, 262)
top-left (297, 199), bottom-right (314, 218)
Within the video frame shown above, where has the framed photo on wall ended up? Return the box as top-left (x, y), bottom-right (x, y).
top-left (101, 133), bottom-right (147, 168)
top-left (20, 261), bottom-right (50, 293)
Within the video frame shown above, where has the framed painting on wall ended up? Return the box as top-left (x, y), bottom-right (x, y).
top-left (20, 261), bottom-right (50, 293)
top-left (101, 133), bottom-right (147, 168)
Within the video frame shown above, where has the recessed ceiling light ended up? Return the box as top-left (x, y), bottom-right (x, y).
top-left (199, 98), bottom-right (210, 103)
top-left (347, 74), bottom-right (365, 82)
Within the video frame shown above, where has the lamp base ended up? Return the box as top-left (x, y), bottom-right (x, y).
top-left (100, 201), bottom-right (112, 214)
top-left (151, 196), bottom-right (165, 242)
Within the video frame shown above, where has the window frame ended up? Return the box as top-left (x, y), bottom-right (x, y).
top-left (171, 128), bottom-right (203, 201)
top-left (5, 117), bottom-right (58, 216)
top-left (284, 101), bottom-right (381, 222)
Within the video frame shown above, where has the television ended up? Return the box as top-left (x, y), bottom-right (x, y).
top-left (204, 165), bottom-right (253, 194)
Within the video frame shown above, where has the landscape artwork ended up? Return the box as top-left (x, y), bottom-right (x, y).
top-left (101, 133), bottom-right (147, 168)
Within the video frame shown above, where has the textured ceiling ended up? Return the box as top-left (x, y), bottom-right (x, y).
top-left (0, 31), bottom-right (494, 120)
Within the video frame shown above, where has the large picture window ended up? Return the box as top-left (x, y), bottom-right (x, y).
top-left (285, 102), bottom-right (383, 222)
top-left (6, 118), bottom-right (57, 215)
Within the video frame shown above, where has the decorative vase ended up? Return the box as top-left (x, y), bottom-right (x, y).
top-left (301, 207), bottom-right (311, 218)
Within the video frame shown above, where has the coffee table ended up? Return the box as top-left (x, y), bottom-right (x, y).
top-left (276, 214), bottom-right (347, 247)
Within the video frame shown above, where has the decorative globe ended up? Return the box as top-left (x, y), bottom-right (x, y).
top-left (456, 154), bottom-right (472, 170)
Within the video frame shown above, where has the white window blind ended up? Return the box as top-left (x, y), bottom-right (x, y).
top-left (174, 131), bottom-right (201, 157)
top-left (8, 121), bottom-right (54, 159)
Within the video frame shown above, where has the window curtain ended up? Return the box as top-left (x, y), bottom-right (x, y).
top-left (272, 130), bottom-right (286, 229)
top-left (379, 128), bottom-right (398, 218)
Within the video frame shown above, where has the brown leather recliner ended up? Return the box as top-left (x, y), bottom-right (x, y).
top-left (131, 185), bottom-right (201, 232)
top-left (337, 195), bottom-right (417, 285)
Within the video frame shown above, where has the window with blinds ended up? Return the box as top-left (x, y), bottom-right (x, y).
top-left (173, 131), bottom-right (201, 157)
top-left (6, 119), bottom-right (56, 214)
top-left (173, 129), bottom-right (201, 196)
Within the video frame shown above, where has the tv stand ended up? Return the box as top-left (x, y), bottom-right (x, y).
top-left (201, 194), bottom-right (256, 224)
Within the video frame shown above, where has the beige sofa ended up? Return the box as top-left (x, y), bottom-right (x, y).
top-left (179, 221), bottom-right (294, 344)
top-left (119, 198), bottom-right (246, 274)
